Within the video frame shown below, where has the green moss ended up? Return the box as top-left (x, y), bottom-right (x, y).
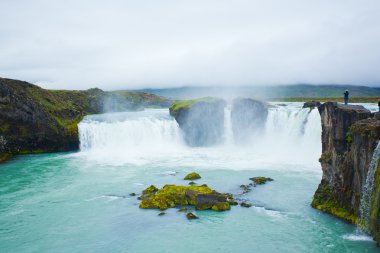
top-left (169, 97), bottom-right (223, 117)
top-left (311, 183), bottom-right (357, 224)
top-left (240, 202), bottom-right (252, 208)
top-left (142, 185), bottom-right (159, 195)
top-left (184, 172), bottom-right (201, 180)
top-left (139, 184), bottom-right (230, 212)
top-left (0, 153), bottom-right (12, 163)
top-left (249, 177), bottom-right (273, 185)
top-left (346, 132), bottom-right (353, 145)
top-left (319, 152), bottom-right (333, 164)
top-left (211, 202), bottom-right (231, 211)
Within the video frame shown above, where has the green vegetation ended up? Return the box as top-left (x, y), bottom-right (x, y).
top-left (311, 183), bottom-right (357, 224)
top-left (139, 184), bottom-right (231, 211)
top-left (271, 97), bottom-right (379, 103)
top-left (169, 97), bottom-right (220, 115)
top-left (184, 172), bottom-right (201, 180)
top-left (319, 152), bottom-right (333, 164)
top-left (249, 177), bottom-right (273, 185)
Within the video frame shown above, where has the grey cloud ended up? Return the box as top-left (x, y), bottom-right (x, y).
top-left (0, 0), bottom-right (379, 90)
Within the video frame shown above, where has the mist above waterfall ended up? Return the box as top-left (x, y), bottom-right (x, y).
top-left (78, 102), bottom-right (322, 168)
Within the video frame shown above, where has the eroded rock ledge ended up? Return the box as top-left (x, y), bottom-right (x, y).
top-left (312, 102), bottom-right (380, 243)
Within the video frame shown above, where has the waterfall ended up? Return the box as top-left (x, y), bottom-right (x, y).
top-left (223, 105), bottom-right (233, 145)
top-left (78, 110), bottom-right (184, 162)
top-left (77, 104), bottom-right (322, 165)
top-left (359, 141), bottom-right (380, 233)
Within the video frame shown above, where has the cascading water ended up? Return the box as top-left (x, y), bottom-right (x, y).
top-left (78, 103), bottom-right (322, 167)
top-left (359, 141), bottom-right (380, 233)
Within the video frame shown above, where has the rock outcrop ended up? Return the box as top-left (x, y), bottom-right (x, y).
top-left (303, 101), bottom-right (321, 109)
top-left (139, 184), bottom-right (232, 211)
top-left (312, 102), bottom-right (380, 243)
top-left (169, 97), bottom-right (226, 146)
top-left (231, 98), bottom-right (268, 143)
top-left (0, 78), bottom-right (172, 163)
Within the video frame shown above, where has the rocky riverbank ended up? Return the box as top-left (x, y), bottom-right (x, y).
top-left (311, 102), bottom-right (380, 244)
top-left (0, 78), bottom-right (171, 163)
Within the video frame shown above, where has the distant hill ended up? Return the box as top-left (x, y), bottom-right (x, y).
top-left (134, 84), bottom-right (380, 100)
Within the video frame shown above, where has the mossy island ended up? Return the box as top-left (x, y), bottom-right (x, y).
top-left (139, 184), bottom-right (233, 212)
top-left (184, 172), bottom-right (201, 180)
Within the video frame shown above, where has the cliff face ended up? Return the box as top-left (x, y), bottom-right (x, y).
top-left (169, 98), bottom-right (226, 146)
top-left (0, 78), bottom-right (172, 162)
top-left (231, 98), bottom-right (268, 143)
top-left (312, 102), bottom-right (380, 241)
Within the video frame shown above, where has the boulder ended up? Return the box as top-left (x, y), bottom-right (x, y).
top-left (302, 101), bottom-right (321, 109)
top-left (184, 172), bottom-right (201, 180)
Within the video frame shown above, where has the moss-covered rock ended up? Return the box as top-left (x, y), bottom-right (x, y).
top-left (249, 177), bottom-right (274, 185)
top-left (240, 202), bottom-right (252, 208)
top-left (184, 172), bottom-right (201, 180)
top-left (169, 97), bottom-right (226, 146)
top-left (311, 181), bottom-right (357, 223)
top-left (186, 212), bottom-right (198, 219)
top-left (139, 184), bottom-right (231, 212)
top-left (142, 185), bottom-right (159, 195)
top-left (211, 202), bottom-right (231, 211)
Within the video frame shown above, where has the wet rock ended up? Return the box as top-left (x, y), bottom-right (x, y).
top-left (186, 212), bottom-right (198, 219)
top-left (302, 101), bottom-right (321, 109)
top-left (240, 202), bottom-right (252, 208)
top-left (179, 207), bottom-right (188, 212)
top-left (129, 193), bottom-right (136, 196)
top-left (158, 212), bottom-right (166, 216)
top-left (188, 181), bottom-right (196, 185)
top-left (139, 184), bottom-right (231, 212)
top-left (240, 185), bottom-right (251, 194)
top-left (184, 172), bottom-right (201, 180)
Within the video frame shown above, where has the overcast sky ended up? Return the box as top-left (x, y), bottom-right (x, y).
top-left (0, 0), bottom-right (380, 90)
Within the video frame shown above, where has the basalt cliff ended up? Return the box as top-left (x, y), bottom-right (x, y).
top-left (311, 102), bottom-right (380, 243)
top-left (0, 78), bottom-right (171, 163)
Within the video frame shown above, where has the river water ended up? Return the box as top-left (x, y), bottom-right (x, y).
top-left (0, 103), bottom-right (379, 253)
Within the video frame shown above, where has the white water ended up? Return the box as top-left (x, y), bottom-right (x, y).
top-left (78, 103), bottom-right (322, 168)
top-left (359, 141), bottom-right (380, 232)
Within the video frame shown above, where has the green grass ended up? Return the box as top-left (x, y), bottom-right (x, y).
top-left (270, 97), bottom-right (379, 103)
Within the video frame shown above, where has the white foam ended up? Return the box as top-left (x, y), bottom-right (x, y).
top-left (343, 233), bottom-right (374, 242)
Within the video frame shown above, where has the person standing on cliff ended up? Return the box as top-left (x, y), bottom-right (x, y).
top-left (344, 90), bottom-right (349, 105)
